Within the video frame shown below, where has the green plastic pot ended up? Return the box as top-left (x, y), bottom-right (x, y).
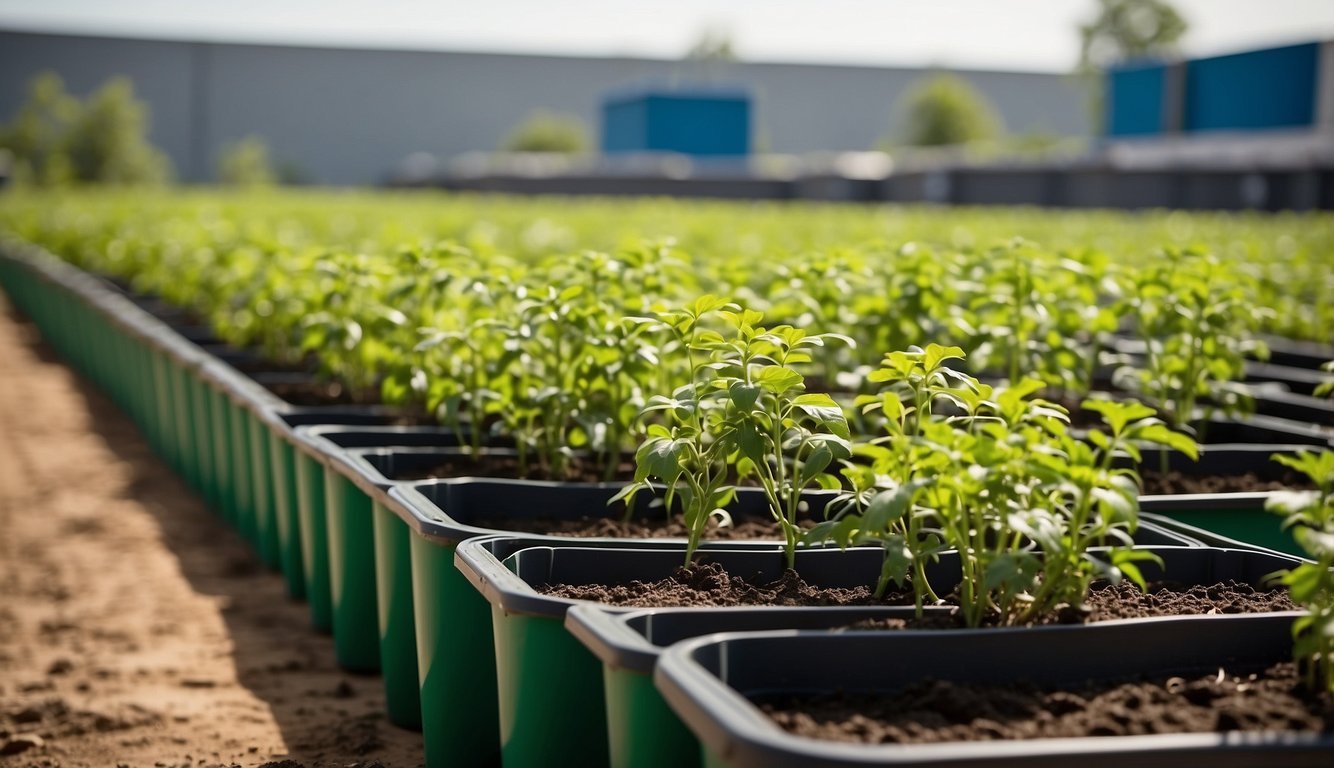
top-left (388, 476), bottom-right (828, 768)
top-left (294, 448), bottom-right (334, 632)
top-left (247, 408), bottom-right (281, 570)
top-left (263, 414), bottom-right (407, 600)
top-left (1140, 493), bottom-right (1302, 557)
top-left (284, 424), bottom-right (455, 639)
top-left (334, 445), bottom-right (485, 730)
top-left (228, 398), bottom-right (258, 549)
top-left (454, 533), bottom-right (1214, 768)
top-left (656, 615), bottom-right (1328, 768)
top-left (565, 604), bottom-right (949, 768)
top-left (324, 468), bottom-right (380, 672)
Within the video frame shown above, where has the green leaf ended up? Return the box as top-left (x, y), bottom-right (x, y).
top-left (1293, 527), bottom-right (1334, 559)
top-left (799, 443), bottom-right (834, 486)
top-left (879, 537), bottom-right (913, 588)
top-left (1134, 424), bottom-right (1198, 459)
top-left (791, 392), bottom-right (850, 439)
top-left (735, 419), bottom-right (767, 465)
top-left (688, 294), bottom-right (734, 318)
top-left (636, 437), bottom-right (687, 485)
top-left (728, 381), bottom-right (761, 411)
top-left (862, 484), bottom-right (918, 533)
top-left (982, 553), bottom-right (1039, 594)
top-left (923, 343), bottom-right (965, 372)
top-left (755, 366), bottom-right (804, 394)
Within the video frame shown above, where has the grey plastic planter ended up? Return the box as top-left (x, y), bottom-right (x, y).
top-left (564, 604), bottom-right (947, 768)
top-left (654, 614), bottom-right (1329, 768)
top-left (453, 536), bottom-right (1225, 768)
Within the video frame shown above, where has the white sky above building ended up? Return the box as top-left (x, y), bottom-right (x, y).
top-left (2, 0), bottom-right (1333, 72)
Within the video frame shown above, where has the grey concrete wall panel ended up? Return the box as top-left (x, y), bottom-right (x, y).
top-left (0, 30), bottom-right (1090, 184)
top-left (0, 30), bottom-right (197, 177)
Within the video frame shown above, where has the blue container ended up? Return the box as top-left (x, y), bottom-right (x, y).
top-left (1106, 61), bottom-right (1167, 136)
top-left (602, 87), bottom-right (750, 157)
top-left (1184, 42), bottom-right (1319, 132)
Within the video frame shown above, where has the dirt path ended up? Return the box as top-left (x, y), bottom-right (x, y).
top-left (0, 297), bottom-right (423, 768)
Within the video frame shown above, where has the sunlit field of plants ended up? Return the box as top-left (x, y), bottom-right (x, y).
top-left (2, 187), bottom-right (1332, 767)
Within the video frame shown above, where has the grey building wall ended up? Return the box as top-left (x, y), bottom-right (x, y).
top-left (0, 29), bottom-right (1091, 185)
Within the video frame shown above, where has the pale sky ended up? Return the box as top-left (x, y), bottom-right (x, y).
top-left (2, 0), bottom-right (1333, 72)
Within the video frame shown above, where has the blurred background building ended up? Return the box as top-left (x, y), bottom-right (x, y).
top-left (0, 28), bottom-right (1087, 185)
top-left (4, 0), bottom-right (1334, 209)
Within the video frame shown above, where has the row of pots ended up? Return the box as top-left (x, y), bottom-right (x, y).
top-left (2, 238), bottom-right (1332, 766)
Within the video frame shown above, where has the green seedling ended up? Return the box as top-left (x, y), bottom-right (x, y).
top-left (1266, 449), bottom-right (1334, 694)
top-left (809, 345), bottom-right (1197, 627)
top-left (614, 299), bottom-right (852, 567)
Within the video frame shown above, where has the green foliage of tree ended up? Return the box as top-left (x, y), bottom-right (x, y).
top-left (1079, 0), bottom-right (1187, 72)
top-left (501, 110), bottom-right (590, 154)
top-left (0, 72), bottom-right (172, 186)
top-left (892, 74), bottom-right (1003, 148)
top-left (0, 72), bottom-right (81, 186)
top-left (685, 27), bottom-right (736, 62)
top-left (1077, 0), bottom-right (1188, 129)
top-left (217, 135), bottom-right (276, 187)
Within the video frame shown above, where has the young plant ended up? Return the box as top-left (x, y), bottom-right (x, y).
top-left (1265, 449), bottom-right (1334, 694)
top-left (1114, 247), bottom-right (1271, 438)
top-left (612, 296), bottom-right (742, 564)
top-left (614, 299), bottom-right (853, 567)
top-left (805, 344), bottom-right (967, 610)
top-left (1317, 360), bottom-right (1333, 399)
top-left (809, 345), bottom-right (1198, 627)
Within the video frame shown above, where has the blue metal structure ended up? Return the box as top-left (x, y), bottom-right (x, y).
top-left (601, 87), bottom-right (751, 157)
top-left (1106, 62), bottom-right (1167, 136)
top-left (1183, 42), bottom-right (1319, 132)
top-left (1105, 40), bottom-right (1324, 137)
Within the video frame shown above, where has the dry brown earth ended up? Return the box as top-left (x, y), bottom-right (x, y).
top-left (0, 297), bottom-right (423, 767)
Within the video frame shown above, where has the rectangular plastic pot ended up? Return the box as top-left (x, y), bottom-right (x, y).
top-left (654, 614), bottom-right (1329, 768)
top-left (391, 476), bottom-right (1196, 768)
top-left (290, 427), bottom-right (460, 663)
top-left (389, 479), bottom-right (801, 768)
top-left (1257, 335), bottom-right (1334, 371)
top-left (1249, 388), bottom-right (1334, 427)
top-left (1246, 360), bottom-right (1332, 398)
top-left (1192, 414), bottom-right (1332, 448)
top-left (328, 445), bottom-right (476, 726)
top-left (564, 604), bottom-right (950, 768)
top-left (453, 538), bottom-right (1235, 768)
top-left (1139, 493), bottom-right (1305, 557)
top-left (264, 413), bottom-right (428, 600)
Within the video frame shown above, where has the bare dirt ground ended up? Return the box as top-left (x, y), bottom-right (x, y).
top-left (0, 297), bottom-right (423, 767)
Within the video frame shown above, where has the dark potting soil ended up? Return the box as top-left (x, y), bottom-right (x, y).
top-left (478, 514), bottom-right (807, 540)
top-left (262, 379), bottom-right (362, 407)
top-left (755, 661), bottom-right (1332, 745)
top-left (1140, 469), bottom-right (1314, 495)
top-left (396, 453), bottom-right (636, 483)
top-left (537, 562), bottom-right (1299, 617)
top-left (540, 562), bottom-right (882, 608)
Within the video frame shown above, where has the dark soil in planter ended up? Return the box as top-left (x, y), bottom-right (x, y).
top-left (536, 562), bottom-right (1297, 617)
top-left (398, 453), bottom-right (636, 483)
top-left (1140, 469), bottom-right (1315, 495)
top-left (478, 514), bottom-right (809, 540)
top-left (755, 661), bottom-right (1332, 744)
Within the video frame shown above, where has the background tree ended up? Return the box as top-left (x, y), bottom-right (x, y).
top-left (685, 27), bottom-right (736, 62)
top-left (501, 110), bottom-right (590, 154)
top-left (217, 135), bottom-right (276, 186)
top-left (61, 77), bottom-right (173, 184)
top-left (893, 73), bottom-right (1003, 148)
top-left (1, 72), bottom-right (172, 186)
top-left (1077, 0), bottom-right (1188, 127)
top-left (0, 72), bottom-right (81, 186)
